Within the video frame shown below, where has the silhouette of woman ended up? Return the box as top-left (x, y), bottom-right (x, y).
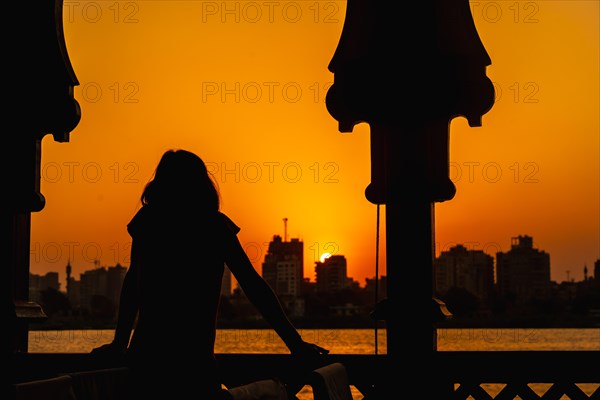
top-left (91, 149), bottom-right (328, 398)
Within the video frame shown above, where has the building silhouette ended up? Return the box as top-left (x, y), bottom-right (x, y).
top-left (434, 244), bottom-right (495, 301)
top-left (496, 235), bottom-right (551, 304)
top-left (364, 275), bottom-right (387, 302)
top-left (261, 234), bottom-right (304, 296)
top-left (67, 262), bottom-right (127, 313)
top-left (261, 234), bottom-right (305, 317)
top-left (314, 254), bottom-right (350, 293)
top-left (29, 271), bottom-right (60, 304)
top-left (221, 265), bottom-right (232, 297)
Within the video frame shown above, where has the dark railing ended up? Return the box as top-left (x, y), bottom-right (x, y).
top-left (218, 353), bottom-right (600, 399)
top-left (12, 351), bottom-right (600, 399)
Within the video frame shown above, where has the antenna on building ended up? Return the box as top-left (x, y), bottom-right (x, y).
top-left (283, 217), bottom-right (288, 242)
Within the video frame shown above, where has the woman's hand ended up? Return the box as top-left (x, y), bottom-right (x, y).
top-left (90, 341), bottom-right (127, 359)
top-left (289, 339), bottom-right (330, 370)
top-left (291, 340), bottom-right (329, 357)
top-left (284, 339), bottom-right (330, 395)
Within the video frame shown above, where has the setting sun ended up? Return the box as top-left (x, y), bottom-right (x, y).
top-left (319, 252), bottom-right (332, 263)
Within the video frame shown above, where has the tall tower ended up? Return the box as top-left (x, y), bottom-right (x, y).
top-left (261, 230), bottom-right (304, 297)
top-left (261, 221), bottom-right (305, 317)
top-left (66, 259), bottom-right (72, 296)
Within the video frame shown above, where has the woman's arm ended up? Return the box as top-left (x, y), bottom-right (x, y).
top-left (92, 241), bottom-right (140, 353)
top-left (225, 235), bottom-right (328, 356)
top-left (111, 258), bottom-right (140, 349)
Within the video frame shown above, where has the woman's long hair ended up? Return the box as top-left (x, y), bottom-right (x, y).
top-left (140, 149), bottom-right (220, 212)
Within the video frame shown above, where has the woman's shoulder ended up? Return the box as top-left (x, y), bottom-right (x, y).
top-left (126, 206), bottom-right (241, 236)
top-left (126, 205), bottom-right (149, 236)
top-left (217, 211), bottom-right (241, 235)
top-left (126, 205), bottom-right (176, 234)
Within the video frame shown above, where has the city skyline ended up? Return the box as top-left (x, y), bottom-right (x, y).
top-left (29, 1), bottom-right (599, 289)
top-left (29, 233), bottom-right (599, 329)
top-left (35, 233), bottom-right (598, 294)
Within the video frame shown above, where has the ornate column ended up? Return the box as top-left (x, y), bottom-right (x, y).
top-left (325, 0), bottom-right (494, 395)
top-left (6, 0), bottom-right (80, 354)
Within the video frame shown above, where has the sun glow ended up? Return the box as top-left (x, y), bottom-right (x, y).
top-left (29, 1), bottom-right (600, 288)
top-left (319, 253), bottom-right (332, 263)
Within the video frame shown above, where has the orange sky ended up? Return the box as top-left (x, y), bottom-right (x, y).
top-left (31, 1), bottom-right (599, 288)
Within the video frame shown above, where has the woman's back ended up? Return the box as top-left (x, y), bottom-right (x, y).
top-left (127, 206), bottom-right (238, 359)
